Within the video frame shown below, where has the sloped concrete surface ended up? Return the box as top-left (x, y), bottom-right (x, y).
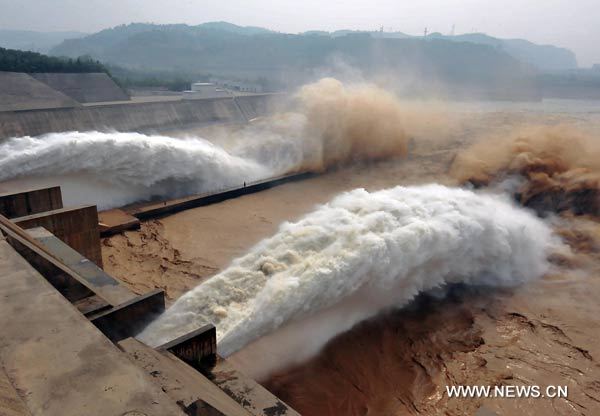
top-left (0, 72), bottom-right (79, 112)
top-left (31, 73), bottom-right (129, 103)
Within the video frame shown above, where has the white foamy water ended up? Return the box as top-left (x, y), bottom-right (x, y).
top-left (0, 131), bottom-right (281, 210)
top-left (138, 184), bottom-right (556, 370)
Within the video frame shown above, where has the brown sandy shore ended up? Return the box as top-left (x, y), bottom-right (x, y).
top-left (103, 111), bottom-right (600, 415)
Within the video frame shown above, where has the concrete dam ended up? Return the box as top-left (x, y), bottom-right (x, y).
top-left (0, 93), bottom-right (282, 140)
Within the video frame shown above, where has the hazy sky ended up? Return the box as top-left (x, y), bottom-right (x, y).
top-left (1, 0), bottom-right (598, 66)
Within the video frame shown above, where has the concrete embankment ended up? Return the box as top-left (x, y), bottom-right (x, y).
top-left (0, 94), bottom-right (281, 140)
top-left (0, 72), bottom-right (80, 112)
top-left (30, 73), bottom-right (130, 104)
top-left (234, 94), bottom-right (280, 121)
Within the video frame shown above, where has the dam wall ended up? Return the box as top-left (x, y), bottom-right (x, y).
top-left (0, 94), bottom-right (280, 140)
top-left (234, 93), bottom-right (283, 121)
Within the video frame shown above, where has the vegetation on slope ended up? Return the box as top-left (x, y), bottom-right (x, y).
top-left (0, 46), bottom-right (108, 73)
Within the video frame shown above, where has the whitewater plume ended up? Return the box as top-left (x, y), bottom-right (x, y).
top-left (0, 78), bottom-right (443, 210)
top-left (0, 132), bottom-right (272, 210)
top-left (138, 184), bottom-right (556, 370)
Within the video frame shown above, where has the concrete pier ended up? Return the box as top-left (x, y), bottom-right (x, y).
top-left (0, 186), bottom-right (63, 218)
top-left (12, 205), bottom-right (103, 267)
top-left (120, 337), bottom-right (251, 416)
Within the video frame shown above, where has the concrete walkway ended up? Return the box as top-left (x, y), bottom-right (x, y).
top-left (0, 236), bottom-right (186, 416)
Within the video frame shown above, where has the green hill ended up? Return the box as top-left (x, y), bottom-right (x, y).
top-left (0, 47), bottom-right (108, 74)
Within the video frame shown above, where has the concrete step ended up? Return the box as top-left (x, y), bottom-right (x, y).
top-left (12, 205), bottom-right (103, 267)
top-left (120, 337), bottom-right (252, 416)
top-left (202, 356), bottom-right (301, 416)
top-left (25, 226), bottom-right (135, 305)
top-left (98, 208), bottom-right (140, 236)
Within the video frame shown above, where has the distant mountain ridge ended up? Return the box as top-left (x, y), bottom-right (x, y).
top-left (427, 32), bottom-right (577, 70)
top-left (53, 22), bottom-right (274, 51)
top-left (50, 22), bottom-right (577, 72)
top-left (302, 29), bottom-right (577, 70)
top-left (198, 21), bottom-right (275, 35)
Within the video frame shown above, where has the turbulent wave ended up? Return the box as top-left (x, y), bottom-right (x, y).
top-left (451, 125), bottom-right (600, 216)
top-left (138, 184), bottom-right (556, 370)
top-left (295, 78), bottom-right (409, 169)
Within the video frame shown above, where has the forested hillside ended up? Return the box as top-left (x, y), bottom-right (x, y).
top-left (0, 47), bottom-right (108, 73)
